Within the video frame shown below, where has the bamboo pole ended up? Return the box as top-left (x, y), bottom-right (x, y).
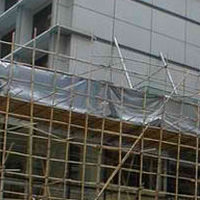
top-left (43, 23), bottom-right (61, 200)
top-left (96, 83), bottom-right (109, 198)
top-left (43, 64), bottom-right (57, 198)
top-left (175, 132), bottom-right (181, 200)
top-left (194, 101), bottom-right (199, 200)
top-left (81, 79), bottom-right (91, 200)
top-left (155, 87), bottom-right (166, 199)
top-left (155, 122), bottom-right (163, 200)
top-left (63, 70), bottom-right (74, 198)
top-left (117, 87), bottom-right (124, 200)
top-left (0, 31), bottom-right (15, 200)
top-left (138, 86), bottom-right (147, 200)
top-left (27, 27), bottom-right (37, 200)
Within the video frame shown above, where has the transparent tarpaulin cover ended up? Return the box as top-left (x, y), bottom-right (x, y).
top-left (0, 61), bottom-right (199, 135)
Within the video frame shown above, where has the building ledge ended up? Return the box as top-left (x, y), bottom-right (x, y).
top-left (2, 24), bottom-right (93, 62)
top-left (0, 0), bottom-right (50, 35)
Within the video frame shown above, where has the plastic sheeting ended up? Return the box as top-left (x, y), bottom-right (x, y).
top-left (0, 61), bottom-right (199, 135)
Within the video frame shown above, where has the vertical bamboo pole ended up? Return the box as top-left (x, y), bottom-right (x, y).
top-left (28, 28), bottom-right (37, 200)
top-left (155, 94), bottom-right (165, 200)
top-left (0, 32), bottom-right (15, 200)
top-left (138, 135), bottom-right (144, 200)
top-left (155, 121), bottom-right (163, 200)
top-left (43, 65), bottom-right (57, 198)
top-left (175, 74), bottom-right (185, 200)
top-left (81, 79), bottom-right (91, 200)
top-left (195, 135), bottom-right (199, 200)
top-left (96, 83), bottom-right (108, 198)
top-left (81, 114), bottom-right (89, 200)
top-left (138, 86), bottom-right (147, 200)
top-left (63, 76), bottom-right (74, 198)
top-left (43, 25), bottom-right (60, 200)
top-left (63, 59), bottom-right (76, 198)
top-left (63, 87), bottom-right (73, 198)
top-left (155, 59), bottom-right (172, 200)
top-left (117, 88), bottom-right (124, 200)
top-left (156, 55), bottom-right (168, 200)
top-left (81, 36), bottom-right (94, 197)
top-left (194, 101), bottom-right (199, 200)
top-left (117, 125), bottom-right (122, 200)
top-left (175, 132), bottom-right (181, 200)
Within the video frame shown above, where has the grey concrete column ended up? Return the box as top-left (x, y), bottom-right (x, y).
top-left (51, 0), bottom-right (73, 27)
top-left (51, 0), bottom-right (59, 26)
top-left (15, 6), bottom-right (33, 45)
top-left (0, 0), bottom-right (5, 15)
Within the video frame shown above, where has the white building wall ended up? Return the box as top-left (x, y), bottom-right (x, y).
top-left (1, 0), bottom-right (200, 94)
top-left (68, 0), bottom-right (200, 94)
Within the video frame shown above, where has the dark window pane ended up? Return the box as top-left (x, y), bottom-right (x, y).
top-left (5, 0), bottom-right (18, 11)
top-left (0, 29), bottom-right (15, 58)
top-left (35, 54), bottom-right (48, 68)
top-left (33, 4), bottom-right (52, 36)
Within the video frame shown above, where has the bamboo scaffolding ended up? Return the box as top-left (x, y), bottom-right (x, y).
top-left (0, 32), bottom-right (15, 200)
top-left (27, 27), bottom-right (37, 200)
top-left (0, 14), bottom-right (200, 200)
top-left (195, 101), bottom-right (199, 200)
top-left (80, 81), bottom-right (90, 200)
top-left (138, 86), bottom-right (148, 200)
top-left (63, 62), bottom-right (74, 199)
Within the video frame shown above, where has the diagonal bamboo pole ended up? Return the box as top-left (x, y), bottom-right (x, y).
top-left (95, 124), bottom-right (149, 200)
top-left (95, 71), bottom-right (189, 200)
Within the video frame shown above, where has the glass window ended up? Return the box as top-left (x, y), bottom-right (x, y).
top-left (0, 29), bottom-right (15, 58)
top-left (5, 0), bottom-right (18, 11)
top-left (32, 4), bottom-right (52, 37)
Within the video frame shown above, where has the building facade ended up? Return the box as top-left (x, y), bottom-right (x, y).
top-left (0, 0), bottom-right (200, 90)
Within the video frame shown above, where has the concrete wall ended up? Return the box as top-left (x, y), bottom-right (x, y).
top-left (0, 0), bottom-right (5, 15)
top-left (52, 0), bottom-right (73, 27)
top-left (67, 0), bottom-right (200, 95)
top-left (71, 0), bottom-right (198, 65)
